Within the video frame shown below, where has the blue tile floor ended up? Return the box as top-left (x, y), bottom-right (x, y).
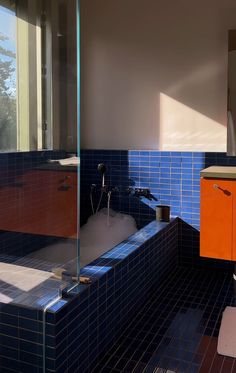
top-left (93, 267), bottom-right (236, 373)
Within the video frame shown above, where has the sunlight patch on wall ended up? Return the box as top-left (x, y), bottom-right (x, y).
top-left (160, 93), bottom-right (226, 151)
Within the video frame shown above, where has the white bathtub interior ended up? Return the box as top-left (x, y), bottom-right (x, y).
top-left (25, 208), bottom-right (137, 271)
top-left (80, 208), bottom-right (138, 267)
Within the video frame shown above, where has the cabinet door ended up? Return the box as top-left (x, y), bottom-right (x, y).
top-left (232, 183), bottom-right (236, 261)
top-left (45, 171), bottom-right (77, 238)
top-left (22, 170), bottom-right (78, 238)
top-left (0, 170), bottom-right (77, 238)
top-left (200, 178), bottom-right (233, 260)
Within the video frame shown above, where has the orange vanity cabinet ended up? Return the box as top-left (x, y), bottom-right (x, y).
top-left (0, 169), bottom-right (77, 238)
top-left (200, 167), bottom-right (236, 261)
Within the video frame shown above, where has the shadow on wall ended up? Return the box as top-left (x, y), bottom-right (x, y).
top-left (179, 219), bottom-right (234, 272)
top-left (80, 0), bottom-right (236, 151)
top-left (81, 150), bottom-right (236, 227)
top-left (80, 150), bottom-right (157, 228)
top-left (80, 149), bottom-right (203, 229)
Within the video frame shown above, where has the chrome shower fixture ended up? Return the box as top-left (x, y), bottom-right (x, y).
top-left (97, 163), bottom-right (107, 188)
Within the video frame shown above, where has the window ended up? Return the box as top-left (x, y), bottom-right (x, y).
top-left (0, 0), bottom-right (78, 153)
top-left (0, 0), bottom-right (52, 151)
top-left (0, 1), bottom-right (17, 151)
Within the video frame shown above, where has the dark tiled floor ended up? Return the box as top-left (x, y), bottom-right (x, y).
top-left (94, 267), bottom-right (236, 373)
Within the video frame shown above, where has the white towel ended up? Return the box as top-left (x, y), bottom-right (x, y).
top-left (48, 156), bottom-right (79, 166)
top-left (217, 306), bottom-right (236, 358)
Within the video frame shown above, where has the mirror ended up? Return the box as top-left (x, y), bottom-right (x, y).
top-left (227, 30), bottom-right (236, 156)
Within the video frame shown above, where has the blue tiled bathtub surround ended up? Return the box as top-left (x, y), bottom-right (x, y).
top-left (81, 150), bottom-right (236, 230)
top-left (43, 219), bottom-right (179, 373)
top-left (0, 302), bottom-right (44, 373)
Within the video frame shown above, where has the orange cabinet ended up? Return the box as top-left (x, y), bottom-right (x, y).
top-left (0, 170), bottom-right (77, 238)
top-left (200, 178), bottom-right (235, 260)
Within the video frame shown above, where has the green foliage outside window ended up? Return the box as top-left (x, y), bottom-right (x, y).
top-left (0, 32), bottom-right (16, 151)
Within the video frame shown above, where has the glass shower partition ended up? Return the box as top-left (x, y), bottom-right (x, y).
top-left (0, 0), bottom-right (79, 371)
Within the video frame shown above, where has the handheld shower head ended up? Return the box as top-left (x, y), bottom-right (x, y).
top-left (97, 163), bottom-right (107, 188)
top-left (97, 163), bottom-right (106, 174)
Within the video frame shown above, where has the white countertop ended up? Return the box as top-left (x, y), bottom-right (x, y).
top-left (200, 166), bottom-right (236, 179)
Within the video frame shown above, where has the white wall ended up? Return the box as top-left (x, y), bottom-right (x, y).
top-left (80, 0), bottom-right (236, 151)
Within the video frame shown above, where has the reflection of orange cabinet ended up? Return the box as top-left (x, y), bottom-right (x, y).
top-left (0, 170), bottom-right (77, 238)
top-left (200, 178), bottom-right (235, 260)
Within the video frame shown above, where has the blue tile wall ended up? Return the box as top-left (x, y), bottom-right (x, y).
top-left (81, 150), bottom-right (236, 269)
top-left (44, 219), bottom-right (179, 373)
top-left (81, 150), bottom-right (236, 229)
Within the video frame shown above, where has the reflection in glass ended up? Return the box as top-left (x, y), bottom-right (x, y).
top-left (0, 0), bottom-right (79, 308)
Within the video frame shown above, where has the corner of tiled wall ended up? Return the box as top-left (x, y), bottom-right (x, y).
top-left (81, 149), bottom-right (236, 270)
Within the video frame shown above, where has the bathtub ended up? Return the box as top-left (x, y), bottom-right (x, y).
top-left (79, 208), bottom-right (138, 268)
top-left (27, 208), bottom-right (139, 273)
top-left (65, 218), bottom-right (179, 372)
top-left (25, 228), bottom-right (138, 272)
top-left (0, 218), bottom-right (179, 373)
